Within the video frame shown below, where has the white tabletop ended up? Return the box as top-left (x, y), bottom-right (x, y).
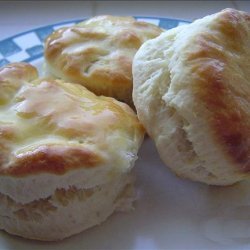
top-left (0, 0), bottom-right (249, 40)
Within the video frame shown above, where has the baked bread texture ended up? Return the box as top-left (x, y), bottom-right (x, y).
top-left (133, 9), bottom-right (250, 186)
top-left (44, 15), bottom-right (163, 106)
top-left (0, 62), bottom-right (144, 241)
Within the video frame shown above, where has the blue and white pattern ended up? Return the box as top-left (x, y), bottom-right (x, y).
top-left (0, 17), bottom-right (189, 67)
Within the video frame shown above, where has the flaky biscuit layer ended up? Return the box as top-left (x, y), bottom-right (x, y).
top-left (133, 9), bottom-right (250, 185)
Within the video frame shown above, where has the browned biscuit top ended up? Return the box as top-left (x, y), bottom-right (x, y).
top-left (185, 9), bottom-right (250, 171)
top-left (45, 15), bottom-right (163, 105)
top-left (132, 8), bottom-right (250, 185)
top-left (0, 63), bottom-right (144, 177)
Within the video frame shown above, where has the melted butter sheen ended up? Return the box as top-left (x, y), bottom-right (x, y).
top-left (14, 80), bottom-right (118, 135)
top-left (0, 63), bottom-right (143, 172)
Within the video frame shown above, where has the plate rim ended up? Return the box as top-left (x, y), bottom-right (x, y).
top-left (0, 15), bottom-right (190, 43)
top-left (0, 16), bottom-right (190, 65)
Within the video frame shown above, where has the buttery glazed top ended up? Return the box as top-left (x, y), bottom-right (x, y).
top-left (0, 63), bottom-right (144, 177)
top-left (44, 15), bottom-right (163, 105)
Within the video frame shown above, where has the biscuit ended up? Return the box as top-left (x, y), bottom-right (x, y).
top-left (133, 9), bottom-right (250, 185)
top-left (44, 15), bottom-right (163, 106)
top-left (0, 62), bottom-right (144, 240)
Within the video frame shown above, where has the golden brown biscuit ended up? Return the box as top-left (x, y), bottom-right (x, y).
top-left (0, 62), bottom-right (144, 240)
top-left (44, 15), bottom-right (163, 106)
top-left (133, 9), bottom-right (250, 185)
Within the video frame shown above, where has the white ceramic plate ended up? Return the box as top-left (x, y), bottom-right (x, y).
top-left (1, 17), bottom-right (250, 250)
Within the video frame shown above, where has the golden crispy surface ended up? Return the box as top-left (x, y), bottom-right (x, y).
top-left (185, 9), bottom-right (250, 171)
top-left (0, 63), bottom-right (144, 177)
top-left (45, 15), bottom-right (163, 105)
top-left (133, 9), bottom-right (250, 184)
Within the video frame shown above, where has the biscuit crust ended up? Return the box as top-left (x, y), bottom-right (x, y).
top-left (45, 15), bottom-right (163, 105)
top-left (0, 62), bottom-right (144, 177)
top-left (0, 60), bottom-right (144, 240)
top-left (133, 9), bottom-right (250, 185)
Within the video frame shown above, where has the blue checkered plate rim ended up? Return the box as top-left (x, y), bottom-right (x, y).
top-left (0, 16), bottom-right (190, 67)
